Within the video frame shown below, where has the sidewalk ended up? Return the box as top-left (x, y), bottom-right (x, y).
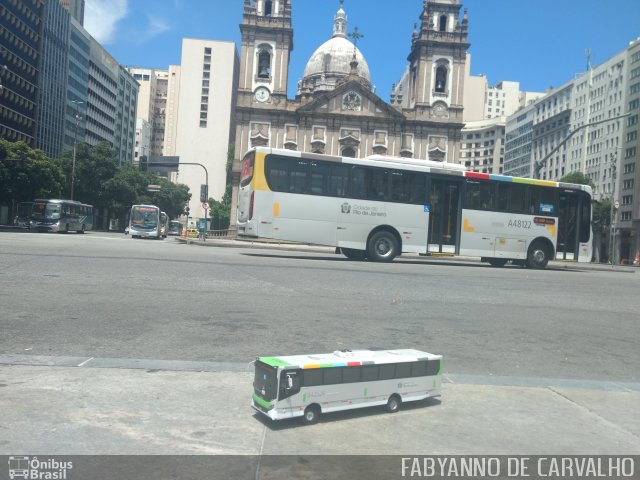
top-left (0, 360), bottom-right (638, 455)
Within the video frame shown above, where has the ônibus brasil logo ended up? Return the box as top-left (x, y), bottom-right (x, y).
top-left (8, 456), bottom-right (73, 479)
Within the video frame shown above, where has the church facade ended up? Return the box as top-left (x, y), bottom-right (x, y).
top-left (230, 0), bottom-right (469, 229)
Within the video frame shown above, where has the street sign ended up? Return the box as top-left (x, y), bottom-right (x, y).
top-left (614, 200), bottom-right (620, 209)
top-left (147, 184), bottom-right (161, 192)
top-left (202, 202), bottom-right (210, 210)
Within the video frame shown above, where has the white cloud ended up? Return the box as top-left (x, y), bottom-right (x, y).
top-left (84, 0), bottom-right (129, 44)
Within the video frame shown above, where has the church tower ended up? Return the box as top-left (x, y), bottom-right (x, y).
top-left (395, 0), bottom-right (469, 118)
top-left (238, 0), bottom-right (293, 104)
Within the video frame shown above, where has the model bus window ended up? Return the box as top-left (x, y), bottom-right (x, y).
top-left (342, 366), bottom-right (361, 383)
top-left (302, 368), bottom-right (323, 387)
top-left (240, 152), bottom-right (254, 188)
top-left (350, 166), bottom-right (389, 201)
top-left (361, 365), bottom-right (379, 382)
top-left (390, 170), bottom-right (426, 204)
top-left (323, 367), bottom-right (343, 385)
top-left (327, 164), bottom-right (350, 197)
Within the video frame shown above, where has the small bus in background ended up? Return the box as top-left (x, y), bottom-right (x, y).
top-left (237, 147), bottom-right (592, 268)
top-left (14, 201), bottom-right (33, 227)
top-left (252, 349), bottom-right (442, 424)
top-left (129, 205), bottom-right (163, 239)
top-left (168, 220), bottom-right (183, 236)
top-left (30, 199), bottom-right (93, 233)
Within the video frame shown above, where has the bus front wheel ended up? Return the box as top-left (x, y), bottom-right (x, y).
top-left (340, 248), bottom-right (367, 261)
top-left (367, 231), bottom-right (399, 263)
top-left (303, 405), bottom-right (320, 425)
top-left (386, 394), bottom-right (402, 413)
top-left (526, 241), bottom-right (550, 269)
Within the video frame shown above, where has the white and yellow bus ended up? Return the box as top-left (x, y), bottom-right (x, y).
top-left (252, 349), bottom-right (443, 424)
top-left (237, 147), bottom-right (592, 268)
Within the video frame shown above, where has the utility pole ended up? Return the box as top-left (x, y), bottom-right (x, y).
top-left (609, 152), bottom-right (618, 266)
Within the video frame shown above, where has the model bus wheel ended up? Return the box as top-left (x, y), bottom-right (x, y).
top-left (527, 241), bottom-right (550, 269)
top-left (367, 231), bottom-right (399, 263)
top-left (303, 405), bottom-right (320, 425)
top-left (78, 224), bottom-right (85, 234)
top-left (386, 394), bottom-right (401, 413)
top-left (487, 258), bottom-right (507, 267)
top-left (65, 223), bottom-right (70, 233)
top-left (340, 248), bottom-right (367, 261)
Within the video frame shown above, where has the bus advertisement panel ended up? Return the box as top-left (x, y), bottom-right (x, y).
top-left (129, 205), bottom-right (162, 239)
top-left (237, 147), bottom-right (592, 268)
top-left (30, 199), bottom-right (93, 233)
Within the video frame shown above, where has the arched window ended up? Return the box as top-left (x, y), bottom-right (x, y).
top-left (264, 0), bottom-right (273, 16)
top-left (435, 66), bottom-right (447, 93)
top-left (342, 147), bottom-right (356, 158)
top-left (439, 15), bottom-right (447, 32)
top-left (258, 51), bottom-right (271, 79)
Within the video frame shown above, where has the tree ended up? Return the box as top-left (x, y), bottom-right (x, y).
top-left (209, 144), bottom-right (234, 230)
top-left (59, 141), bottom-right (118, 208)
top-left (559, 172), bottom-right (595, 189)
top-left (0, 140), bottom-right (65, 207)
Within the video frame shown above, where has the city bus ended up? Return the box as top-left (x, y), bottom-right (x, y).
top-left (168, 220), bottom-right (183, 236)
top-left (252, 349), bottom-right (442, 424)
top-left (30, 199), bottom-right (93, 233)
top-left (129, 204), bottom-right (163, 239)
top-left (159, 211), bottom-right (169, 238)
top-left (237, 147), bottom-right (592, 268)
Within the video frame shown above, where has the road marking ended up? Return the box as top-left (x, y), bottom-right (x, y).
top-left (77, 357), bottom-right (94, 367)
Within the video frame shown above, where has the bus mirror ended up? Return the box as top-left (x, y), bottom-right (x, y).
top-left (286, 375), bottom-right (293, 389)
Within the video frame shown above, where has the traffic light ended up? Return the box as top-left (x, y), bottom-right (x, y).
top-left (200, 184), bottom-right (208, 203)
top-left (139, 155), bottom-right (148, 171)
top-left (184, 206), bottom-right (190, 216)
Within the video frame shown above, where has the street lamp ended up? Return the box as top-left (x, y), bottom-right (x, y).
top-left (70, 100), bottom-right (84, 200)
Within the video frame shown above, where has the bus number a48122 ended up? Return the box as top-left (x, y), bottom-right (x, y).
top-left (507, 219), bottom-right (532, 229)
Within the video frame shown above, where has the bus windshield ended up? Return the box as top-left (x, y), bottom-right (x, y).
top-left (32, 202), bottom-right (61, 220)
top-left (254, 361), bottom-right (278, 401)
top-left (131, 207), bottom-right (159, 228)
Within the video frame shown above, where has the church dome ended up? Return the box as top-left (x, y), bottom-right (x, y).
top-left (298, 4), bottom-right (370, 95)
top-left (302, 36), bottom-right (370, 82)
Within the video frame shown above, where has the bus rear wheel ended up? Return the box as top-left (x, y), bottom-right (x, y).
top-left (340, 248), bottom-right (367, 261)
top-left (527, 241), bottom-right (550, 269)
top-left (386, 394), bottom-right (401, 413)
top-left (77, 224), bottom-right (85, 234)
top-left (367, 231), bottom-right (399, 263)
top-left (303, 405), bottom-right (320, 425)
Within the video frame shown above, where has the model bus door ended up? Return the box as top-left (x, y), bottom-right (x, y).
top-left (557, 190), bottom-right (586, 261)
top-left (427, 177), bottom-right (462, 254)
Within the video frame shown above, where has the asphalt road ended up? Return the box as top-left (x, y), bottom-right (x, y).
top-left (1, 230), bottom-right (638, 383)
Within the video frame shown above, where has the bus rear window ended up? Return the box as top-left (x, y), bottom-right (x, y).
top-left (240, 152), bottom-right (255, 188)
top-left (254, 361), bottom-right (278, 401)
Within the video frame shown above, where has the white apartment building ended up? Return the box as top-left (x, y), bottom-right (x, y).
top-left (135, 118), bottom-right (151, 162)
top-left (504, 104), bottom-right (536, 178)
top-left (460, 117), bottom-right (505, 174)
top-left (173, 39), bottom-right (239, 220)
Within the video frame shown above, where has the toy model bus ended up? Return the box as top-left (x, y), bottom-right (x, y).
top-left (252, 349), bottom-right (442, 424)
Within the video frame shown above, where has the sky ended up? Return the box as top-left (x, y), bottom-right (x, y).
top-left (84, 0), bottom-right (640, 101)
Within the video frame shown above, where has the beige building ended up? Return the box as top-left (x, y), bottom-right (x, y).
top-left (128, 67), bottom-right (168, 160)
top-left (174, 39), bottom-right (239, 220)
top-left (231, 0), bottom-right (470, 230)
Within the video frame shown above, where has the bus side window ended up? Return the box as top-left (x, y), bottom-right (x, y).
top-left (323, 367), bottom-right (342, 385)
top-left (361, 365), bottom-right (379, 381)
top-left (351, 167), bottom-right (367, 199)
top-left (342, 366), bottom-right (361, 383)
top-left (426, 359), bottom-right (441, 376)
top-left (395, 363), bottom-right (411, 379)
top-left (410, 361), bottom-right (427, 377)
top-left (302, 369), bottom-right (323, 387)
top-left (379, 364), bottom-right (396, 380)
top-left (279, 370), bottom-right (301, 400)
top-left (327, 164), bottom-right (349, 197)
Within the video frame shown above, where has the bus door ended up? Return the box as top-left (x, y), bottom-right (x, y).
top-left (557, 190), bottom-right (588, 261)
top-left (427, 177), bottom-right (462, 254)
